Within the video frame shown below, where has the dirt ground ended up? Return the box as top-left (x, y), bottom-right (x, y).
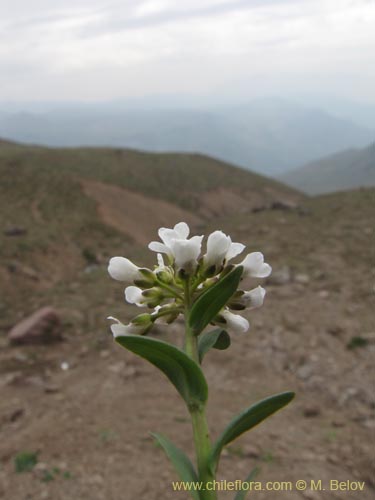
top-left (0, 189), bottom-right (374, 500)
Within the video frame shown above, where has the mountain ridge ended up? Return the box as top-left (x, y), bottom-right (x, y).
top-left (279, 142), bottom-right (375, 194)
top-left (1, 98), bottom-right (373, 175)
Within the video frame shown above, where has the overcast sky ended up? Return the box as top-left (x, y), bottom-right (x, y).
top-left (1, 0), bottom-right (375, 104)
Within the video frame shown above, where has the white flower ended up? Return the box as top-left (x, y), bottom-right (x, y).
top-left (125, 286), bottom-right (146, 307)
top-left (148, 222), bottom-right (190, 257)
top-left (221, 310), bottom-right (250, 334)
top-left (169, 236), bottom-right (203, 271)
top-left (148, 222), bottom-right (203, 272)
top-left (204, 230), bottom-right (245, 267)
top-left (108, 257), bottom-right (142, 282)
top-left (242, 286), bottom-right (266, 309)
top-left (107, 316), bottom-right (145, 337)
top-left (240, 252), bottom-right (272, 278)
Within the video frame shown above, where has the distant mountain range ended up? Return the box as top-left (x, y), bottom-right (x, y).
top-left (0, 98), bottom-right (373, 176)
top-left (279, 143), bottom-right (375, 194)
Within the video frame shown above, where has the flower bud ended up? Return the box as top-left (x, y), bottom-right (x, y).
top-left (108, 257), bottom-right (142, 283)
top-left (139, 268), bottom-right (157, 285)
top-left (156, 269), bottom-right (174, 284)
top-left (132, 313), bottom-right (153, 326)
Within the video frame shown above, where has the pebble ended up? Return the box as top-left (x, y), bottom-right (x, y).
top-left (296, 364), bottom-right (313, 380)
top-left (294, 273), bottom-right (310, 284)
top-left (303, 405), bottom-right (321, 418)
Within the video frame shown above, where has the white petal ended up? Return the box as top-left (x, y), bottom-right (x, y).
top-left (107, 316), bottom-right (128, 337)
top-left (243, 286), bottom-right (266, 309)
top-left (148, 241), bottom-right (171, 255)
top-left (205, 230), bottom-right (231, 266)
top-left (125, 286), bottom-right (145, 306)
top-left (173, 222), bottom-right (190, 239)
top-left (107, 316), bottom-right (144, 337)
top-left (157, 253), bottom-right (165, 268)
top-left (226, 242), bottom-right (245, 261)
top-left (240, 252), bottom-right (272, 278)
top-left (170, 236), bottom-right (203, 270)
top-left (257, 263), bottom-right (272, 278)
top-left (158, 228), bottom-right (179, 247)
top-left (108, 257), bottom-right (140, 282)
top-left (222, 310), bottom-right (250, 334)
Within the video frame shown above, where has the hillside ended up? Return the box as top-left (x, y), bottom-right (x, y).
top-left (280, 142), bottom-right (375, 194)
top-left (0, 98), bottom-right (373, 175)
top-left (0, 144), bottom-right (373, 499)
top-left (0, 141), bottom-right (301, 323)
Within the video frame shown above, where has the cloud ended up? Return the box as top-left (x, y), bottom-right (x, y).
top-left (0, 0), bottom-right (374, 102)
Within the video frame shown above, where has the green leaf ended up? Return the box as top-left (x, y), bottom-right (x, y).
top-left (234, 467), bottom-right (260, 500)
top-left (152, 433), bottom-right (201, 500)
top-left (198, 328), bottom-right (231, 363)
top-left (115, 335), bottom-right (208, 407)
top-left (189, 266), bottom-right (243, 335)
top-left (210, 392), bottom-right (295, 472)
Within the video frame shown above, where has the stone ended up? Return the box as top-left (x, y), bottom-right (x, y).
top-left (3, 226), bottom-right (27, 236)
top-left (44, 384), bottom-right (61, 394)
top-left (303, 405), bottom-right (321, 417)
top-left (8, 307), bottom-right (62, 345)
top-left (294, 273), bottom-right (310, 284)
top-left (296, 363), bottom-right (313, 380)
top-left (7, 262), bottom-right (39, 280)
top-left (270, 200), bottom-right (298, 211)
top-left (266, 266), bottom-right (292, 285)
top-left (9, 408), bottom-right (25, 422)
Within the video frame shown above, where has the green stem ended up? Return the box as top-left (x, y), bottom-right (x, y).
top-left (184, 280), bottom-right (218, 500)
top-left (156, 279), bottom-right (184, 300)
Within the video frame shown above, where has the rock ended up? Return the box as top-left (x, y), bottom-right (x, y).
top-left (107, 361), bottom-right (126, 374)
top-left (266, 266), bottom-right (292, 285)
top-left (303, 405), bottom-right (321, 417)
top-left (7, 262), bottom-right (39, 280)
top-left (8, 307), bottom-right (62, 345)
top-left (318, 290), bottom-right (329, 298)
top-left (270, 200), bottom-right (298, 211)
top-left (44, 384), bottom-right (61, 394)
top-left (9, 408), bottom-right (25, 422)
top-left (327, 325), bottom-right (344, 337)
top-left (252, 205), bottom-right (268, 213)
top-left (331, 419), bottom-right (345, 428)
top-left (0, 371), bottom-right (23, 386)
top-left (294, 273), bottom-right (310, 284)
top-left (296, 363), bottom-right (313, 380)
top-left (3, 226), bottom-right (27, 236)
top-left (243, 445), bottom-right (261, 458)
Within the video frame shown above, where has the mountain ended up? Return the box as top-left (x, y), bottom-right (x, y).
top-left (0, 98), bottom-right (373, 175)
top-left (279, 142), bottom-right (375, 194)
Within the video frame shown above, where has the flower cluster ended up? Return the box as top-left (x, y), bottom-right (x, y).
top-left (108, 222), bottom-right (271, 337)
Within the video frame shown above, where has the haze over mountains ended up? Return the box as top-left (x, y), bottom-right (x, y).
top-left (0, 98), bottom-right (373, 177)
top-left (280, 142), bottom-right (375, 194)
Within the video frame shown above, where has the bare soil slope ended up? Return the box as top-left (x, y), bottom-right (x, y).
top-left (0, 144), bottom-right (373, 500)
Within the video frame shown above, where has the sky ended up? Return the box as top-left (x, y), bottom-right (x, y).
top-left (1, 0), bottom-right (375, 104)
